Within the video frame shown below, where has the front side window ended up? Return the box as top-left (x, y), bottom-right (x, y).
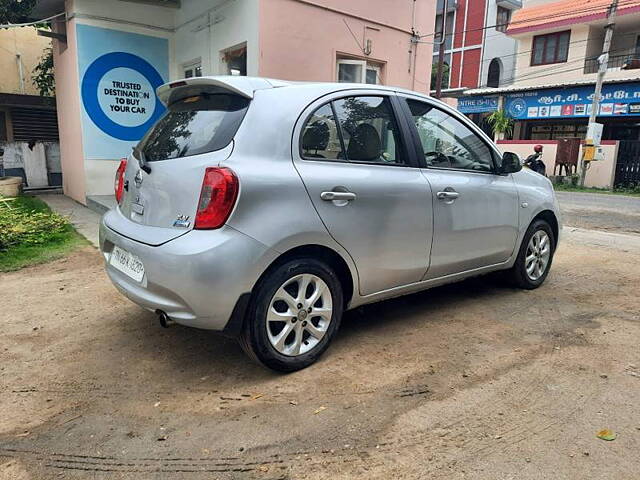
top-left (300, 96), bottom-right (404, 165)
top-left (531, 31), bottom-right (570, 66)
top-left (406, 99), bottom-right (494, 172)
top-left (138, 93), bottom-right (249, 162)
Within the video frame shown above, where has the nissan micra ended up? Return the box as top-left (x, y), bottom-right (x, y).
top-left (100, 76), bottom-right (561, 372)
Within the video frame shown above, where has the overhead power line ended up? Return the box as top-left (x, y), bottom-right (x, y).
top-left (437, 33), bottom-right (640, 89)
top-left (0, 12), bottom-right (66, 29)
top-left (420, 0), bottom-right (640, 40)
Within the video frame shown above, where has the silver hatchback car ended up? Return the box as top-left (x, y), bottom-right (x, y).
top-left (100, 76), bottom-right (561, 371)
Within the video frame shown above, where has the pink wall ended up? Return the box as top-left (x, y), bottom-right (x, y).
top-left (53, 6), bottom-right (86, 204)
top-left (498, 140), bottom-right (619, 188)
top-left (258, 0), bottom-right (435, 93)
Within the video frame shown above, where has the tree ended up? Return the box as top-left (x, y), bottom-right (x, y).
top-left (0, 0), bottom-right (55, 97)
top-left (33, 46), bottom-right (54, 97)
top-left (430, 63), bottom-right (450, 91)
top-left (0, 0), bottom-right (38, 24)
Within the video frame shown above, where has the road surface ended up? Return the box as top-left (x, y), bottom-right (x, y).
top-left (556, 191), bottom-right (640, 234)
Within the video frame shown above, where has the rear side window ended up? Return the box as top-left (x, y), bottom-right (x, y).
top-left (138, 93), bottom-right (249, 162)
top-left (300, 104), bottom-right (343, 160)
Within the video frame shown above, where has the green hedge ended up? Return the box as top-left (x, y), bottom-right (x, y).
top-left (0, 196), bottom-right (70, 250)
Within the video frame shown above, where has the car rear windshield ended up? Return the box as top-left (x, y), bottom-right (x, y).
top-left (137, 93), bottom-right (249, 162)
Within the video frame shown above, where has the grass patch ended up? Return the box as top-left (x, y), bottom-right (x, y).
top-left (0, 195), bottom-right (89, 272)
top-left (553, 183), bottom-right (640, 197)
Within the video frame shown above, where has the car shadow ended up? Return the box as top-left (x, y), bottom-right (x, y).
top-left (337, 274), bottom-right (508, 340)
top-left (107, 274), bottom-right (513, 385)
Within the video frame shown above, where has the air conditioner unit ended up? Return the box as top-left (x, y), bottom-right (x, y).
top-left (496, 0), bottom-right (523, 10)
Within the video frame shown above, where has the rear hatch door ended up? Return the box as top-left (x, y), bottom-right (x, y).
top-left (111, 85), bottom-right (251, 245)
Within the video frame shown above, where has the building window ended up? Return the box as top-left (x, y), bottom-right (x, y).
top-left (496, 7), bottom-right (511, 33)
top-left (528, 123), bottom-right (587, 140)
top-left (221, 43), bottom-right (247, 76)
top-left (337, 58), bottom-right (382, 84)
top-left (531, 30), bottom-right (571, 66)
top-left (487, 58), bottom-right (501, 87)
top-left (434, 11), bottom-right (455, 50)
top-left (183, 61), bottom-right (202, 79)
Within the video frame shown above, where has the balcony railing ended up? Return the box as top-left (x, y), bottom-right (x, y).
top-left (584, 52), bottom-right (640, 73)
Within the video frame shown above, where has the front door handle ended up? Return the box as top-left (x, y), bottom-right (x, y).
top-left (436, 190), bottom-right (459, 200)
top-left (321, 191), bottom-right (357, 201)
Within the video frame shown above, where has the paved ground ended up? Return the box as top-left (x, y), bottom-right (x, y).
top-left (556, 191), bottom-right (640, 235)
top-left (1, 218), bottom-right (639, 478)
top-left (38, 194), bottom-right (101, 248)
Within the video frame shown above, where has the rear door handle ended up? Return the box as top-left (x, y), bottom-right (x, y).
top-left (321, 191), bottom-right (357, 201)
top-left (436, 191), bottom-right (459, 200)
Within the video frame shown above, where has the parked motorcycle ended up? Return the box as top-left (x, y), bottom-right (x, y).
top-left (524, 144), bottom-right (546, 176)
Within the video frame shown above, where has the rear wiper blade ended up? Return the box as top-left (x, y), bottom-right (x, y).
top-left (132, 145), bottom-right (152, 174)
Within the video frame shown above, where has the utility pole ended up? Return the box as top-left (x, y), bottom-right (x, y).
top-left (579, 0), bottom-right (618, 186)
top-left (434, 0), bottom-right (448, 99)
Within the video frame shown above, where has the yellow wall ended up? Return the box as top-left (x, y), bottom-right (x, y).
top-left (0, 27), bottom-right (52, 95)
top-left (513, 24), bottom-right (640, 87)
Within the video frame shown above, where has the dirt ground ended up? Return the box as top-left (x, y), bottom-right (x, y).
top-left (1, 225), bottom-right (640, 479)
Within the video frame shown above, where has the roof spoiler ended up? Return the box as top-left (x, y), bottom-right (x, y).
top-left (156, 76), bottom-right (290, 105)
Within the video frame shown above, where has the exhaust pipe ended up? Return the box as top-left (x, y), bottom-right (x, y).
top-left (156, 310), bottom-right (175, 328)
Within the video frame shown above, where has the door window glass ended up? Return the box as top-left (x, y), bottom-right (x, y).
top-left (333, 96), bottom-right (403, 164)
top-left (407, 99), bottom-right (494, 172)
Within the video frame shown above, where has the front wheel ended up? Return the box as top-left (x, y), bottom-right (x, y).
top-left (507, 219), bottom-right (555, 289)
top-left (239, 258), bottom-right (343, 372)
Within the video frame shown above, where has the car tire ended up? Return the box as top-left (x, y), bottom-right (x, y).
top-left (507, 219), bottom-right (555, 290)
top-left (239, 258), bottom-right (343, 372)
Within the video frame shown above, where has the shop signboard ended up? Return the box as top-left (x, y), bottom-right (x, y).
top-left (503, 82), bottom-right (640, 120)
top-left (458, 95), bottom-right (499, 114)
top-left (77, 24), bottom-right (169, 159)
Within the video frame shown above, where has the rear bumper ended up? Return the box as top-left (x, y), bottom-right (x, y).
top-left (99, 211), bottom-right (277, 331)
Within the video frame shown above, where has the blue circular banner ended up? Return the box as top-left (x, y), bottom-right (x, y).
top-left (507, 98), bottom-right (527, 119)
top-left (81, 52), bottom-right (165, 141)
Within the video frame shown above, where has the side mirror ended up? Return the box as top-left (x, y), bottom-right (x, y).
top-left (500, 152), bottom-right (522, 174)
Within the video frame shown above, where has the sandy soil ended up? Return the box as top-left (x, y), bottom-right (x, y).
top-left (1, 227), bottom-right (639, 479)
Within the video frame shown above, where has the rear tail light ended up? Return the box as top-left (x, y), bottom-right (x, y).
top-left (114, 158), bottom-right (127, 204)
top-left (194, 167), bottom-right (239, 229)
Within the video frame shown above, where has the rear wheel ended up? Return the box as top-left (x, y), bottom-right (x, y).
top-left (507, 219), bottom-right (555, 289)
top-left (239, 258), bottom-right (343, 372)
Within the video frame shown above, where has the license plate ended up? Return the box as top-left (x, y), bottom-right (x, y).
top-left (109, 246), bottom-right (145, 282)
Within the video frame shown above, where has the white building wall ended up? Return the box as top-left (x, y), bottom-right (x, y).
top-left (479, 1), bottom-right (519, 87)
top-left (68, 0), bottom-right (260, 82)
top-left (173, 0), bottom-right (259, 78)
top-left (63, 0), bottom-right (261, 197)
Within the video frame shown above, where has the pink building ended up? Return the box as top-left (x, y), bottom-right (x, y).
top-left (32, 0), bottom-right (435, 206)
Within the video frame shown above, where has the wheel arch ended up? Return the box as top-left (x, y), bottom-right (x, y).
top-left (531, 209), bottom-right (559, 247)
top-left (255, 244), bottom-right (355, 308)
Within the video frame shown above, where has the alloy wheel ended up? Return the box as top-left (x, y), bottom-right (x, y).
top-left (266, 273), bottom-right (333, 356)
top-left (525, 230), bottom-right (551, 281)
